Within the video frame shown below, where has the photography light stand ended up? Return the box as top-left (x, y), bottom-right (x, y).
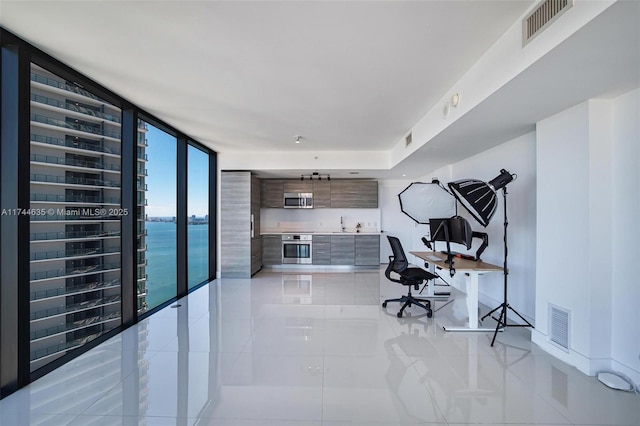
top-left (480, 186), bottom-right (533, 346)
top-left (448, 169), bottom-right (533, 346)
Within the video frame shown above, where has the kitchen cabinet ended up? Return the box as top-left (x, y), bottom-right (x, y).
top-left (312, 235), bottom-right (331, 265)
top-left (331, 235), bottom-right (355, 265)
top-left (261, 178), bottom-right (377, 209)
top-left (261, 179), bottom-right (284, 208)
top-left (262, 235), bottom-right (282, 265)
top-left (283, 181), bottom-right (313, 193)
top-left (313, 180), bottom-right (331, 208)
top-left (221, 171), bottom-right (262, 277)
top-left (250, 175), bottom-right (262, 274)
top-left (355, 235), bottom-right (380, 266)
top-left (261, 233), bottom-right (379, 267)
top-left (330, 180), bottom-right (378, 208)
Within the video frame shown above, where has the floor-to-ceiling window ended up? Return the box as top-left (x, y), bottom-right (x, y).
top-left (1, 29), bottom-right (217, 398)
top-left (187, 143), bottom-right (209, 289)
top-left (29, 63), bottom-right (123, 372)
top-left (139, 122), bottom-right (178, 313)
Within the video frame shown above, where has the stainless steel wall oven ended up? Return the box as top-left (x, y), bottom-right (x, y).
top-left (282, 234), bottom-right (312, 264)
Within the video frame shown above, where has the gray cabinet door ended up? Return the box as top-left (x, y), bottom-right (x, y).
top-left (221, 171), bottom-right (251, 277)
top-left (313, 181), bottom-right (331, 208)
top-left (330, 180), bottom-right (378, 208)
top-left (262, 235), bottom-right (282, 265)
top-left (250, 175), bottom-right (262, 274)
top-left (261, 180), bottom-right (284, 208)
top-left (355, 235), bottom-right (380, 266)
top-left (251, 237), bottom-right (262, 273)
top-left (331, 235), bottom-right (355, 265)
top-left (312, 235), bottom-right (331, 265)
top-left (283, 181), bottom-right (313, 193)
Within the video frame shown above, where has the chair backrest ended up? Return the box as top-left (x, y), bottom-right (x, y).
top-left (387, 235), bottom-right (409, 274)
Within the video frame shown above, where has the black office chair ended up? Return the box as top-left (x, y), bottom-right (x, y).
top-left (382, 235), bottom-right (436, 318)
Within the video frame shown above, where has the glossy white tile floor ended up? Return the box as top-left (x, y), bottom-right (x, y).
top-left (1, 268), bottom-right (639, 425)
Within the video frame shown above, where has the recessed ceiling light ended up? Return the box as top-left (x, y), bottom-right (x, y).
top-left (451, 92), bottom-right (461, 107)
top-left (442, 102), bottom-right (450, 118)
top-left (402, 174), bottom-right (407, 177)
top-left (349, 171), bottom-right (359, 175)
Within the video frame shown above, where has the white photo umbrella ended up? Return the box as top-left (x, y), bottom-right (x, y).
top-left (398, 181), bottom-right (456, 224)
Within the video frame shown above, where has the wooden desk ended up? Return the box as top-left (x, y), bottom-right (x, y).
top-left (410, 251), bottom-right (502, 332)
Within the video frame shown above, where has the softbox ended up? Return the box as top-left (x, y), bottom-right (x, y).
top-left (398, 181), bottom-right (456, 224)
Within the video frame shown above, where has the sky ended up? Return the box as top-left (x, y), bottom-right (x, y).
top-left (145, 125), bottom-right (209, 218)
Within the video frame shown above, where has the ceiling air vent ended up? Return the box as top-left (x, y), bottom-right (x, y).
top-left (405, 132), bottom-right (412, 147)
top-left (549, 304), bottom-right (570, 352)
top-left (523, 0), bottom-right (572, 45)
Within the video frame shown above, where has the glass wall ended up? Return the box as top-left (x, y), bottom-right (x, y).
top-left (29, 63), bottom-right (123, 372)
top-left (139, 122), bottom-right (177, 313)
top-left (1, 28), bottom-right (215, 398)
top-left (187, 144), bottom-right (209, 289)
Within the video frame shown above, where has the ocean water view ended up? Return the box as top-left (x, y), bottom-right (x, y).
top-left (144, 221), bottom-right (209, 310)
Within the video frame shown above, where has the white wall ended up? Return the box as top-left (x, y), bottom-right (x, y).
top-left (534, 101), bottom-right (607, 372)
top-left (534, 90), bottom-right (640, 386)
top-left (378, 180), bottom-right (424, 262)
top-left (610, 89), bottom-right (640, 385)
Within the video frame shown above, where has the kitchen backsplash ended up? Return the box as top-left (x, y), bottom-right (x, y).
top-left (261, 208), bottom-right (381, 233)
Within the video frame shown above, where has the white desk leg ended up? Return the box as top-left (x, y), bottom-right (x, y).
top-left (468, 273), bottom-right (478, 328)
top-left (443, 272), bottom-right (498, 332)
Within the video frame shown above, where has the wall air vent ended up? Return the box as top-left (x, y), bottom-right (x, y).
top-left (523, 0), bottom-right (572, 45)
top-left (405, 132), bottom-right (412, 147)
top-left (549, 304), bottom-right (570, 352)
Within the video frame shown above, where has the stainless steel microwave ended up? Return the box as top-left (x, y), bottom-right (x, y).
top-left (283, 192), bottom-right (313, 209)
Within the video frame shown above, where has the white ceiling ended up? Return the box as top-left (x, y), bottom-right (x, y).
top-left (1, 1), bottom-right (638, 179)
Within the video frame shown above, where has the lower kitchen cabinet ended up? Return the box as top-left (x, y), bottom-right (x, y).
top-left (331, 235), bottom-right (355, 265)
top-left (262, 234), bottom-right (379, 267)
top-left (355, 235), bottom-right (380, 266)
top-left (262, 235), bottom-right (282, 265)
top-left (312, 235), bottom-right (331, 265)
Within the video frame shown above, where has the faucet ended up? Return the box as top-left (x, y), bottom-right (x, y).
top-left (340, 216), bottom-right (345, 232)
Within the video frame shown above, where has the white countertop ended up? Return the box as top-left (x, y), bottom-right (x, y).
top-left (261, 230), bottom-right (381, 235)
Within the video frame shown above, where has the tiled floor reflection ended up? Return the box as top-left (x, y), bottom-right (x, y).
top-left (1, 268), bottom-right (639, 425)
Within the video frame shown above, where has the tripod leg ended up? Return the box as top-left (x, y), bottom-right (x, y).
top-left (481, 304), bottom-right (503, 321)
top-left (490, 305), bottom-right (507, 346)
top-left (506, 304), bottom-right (534, 328)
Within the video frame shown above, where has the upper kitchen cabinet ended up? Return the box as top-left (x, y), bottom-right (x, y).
top-left (261, 179), bottom-right (284, 208)
top-left (283, 181), bottom-right (313, 193)
top-left (260, 178), bottom-right (378, 209)
top-left (330, 180), bottom-right (378, 208)
top-left (313, 180), bottom-right (331, 208)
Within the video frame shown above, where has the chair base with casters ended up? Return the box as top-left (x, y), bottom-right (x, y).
top-left (383, 235), bottom-right (437, 318)
top-left (382, 285), bottom-right (433, 318)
